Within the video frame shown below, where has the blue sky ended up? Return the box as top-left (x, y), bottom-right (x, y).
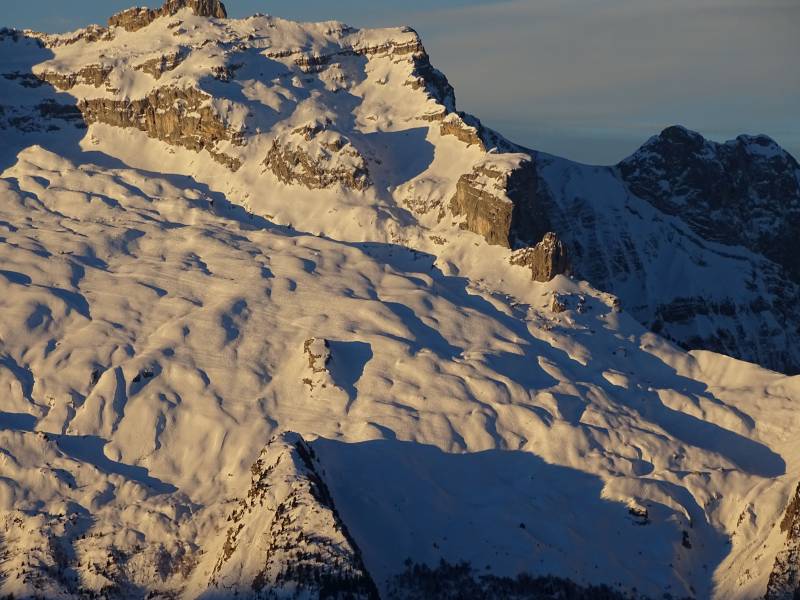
top-left (5, 0), bottom-right (799, 163)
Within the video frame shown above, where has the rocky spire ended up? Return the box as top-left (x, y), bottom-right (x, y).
top-left (509, 232), bottom-right (571, 282)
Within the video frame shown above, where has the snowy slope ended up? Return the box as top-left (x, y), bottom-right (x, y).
top-left (533, 148), bottom-right (800, 375)
top-left (1, 2), bottom-right (800, 598)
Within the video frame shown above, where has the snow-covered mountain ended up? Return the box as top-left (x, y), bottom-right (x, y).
top-left (1, 1), bottom-right (799, 598)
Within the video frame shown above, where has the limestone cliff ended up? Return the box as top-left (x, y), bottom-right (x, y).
top-left (78, 87), bottom-right (243, 170)
top-left (449, 155), bottom-right (552, 248)
top-left (509, 232), bottom-right (571, 282)
top-left (109, 0), bottom-right (227, 32)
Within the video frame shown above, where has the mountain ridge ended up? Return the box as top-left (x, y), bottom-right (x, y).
top-left (1, 2), bottom-right (799, 598)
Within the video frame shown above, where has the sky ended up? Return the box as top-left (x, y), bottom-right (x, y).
top-left (4, 0), bottom-right (799, 164)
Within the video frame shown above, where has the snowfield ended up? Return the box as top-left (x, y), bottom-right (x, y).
top-left (1, 2), bottom-right (799, 598)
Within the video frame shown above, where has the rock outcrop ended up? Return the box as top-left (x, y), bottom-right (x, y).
top-left (509, 232), bottom-right (571, 282)
top-left (32, 25), bottom-right (113, 48)
top-left (432, 111), bottom-right (515, 152)
top-left (163, 0), bottom-right (227, 18)
top-left (0, 99), bottom-right (84, 132)
top-left (403, 37), bottom-right (456, 113)
top-left (447, 127), bottom-right (800, 374)
top-left (302, 337), bottom-right (334, 392)
top-left (450, 162), bottom-right (514, 246)
top-left (528, 145), bottom-right (800, 375)
top-left (78, 87), bottom-right (243, 170)
top-left (206, 432), bottom-right (379, 599)
top-left (766, 483), bottom-right (800, 599)
top-left (449, 156), bottom-right (551, 248)
top-left (265, 131), bottom-right (371, 191)
top-left (109, 0), bottom-right (227, 32)
top-left (37, 64), bottom-right (113, 90)
top-left (618, 125), bottom-right (800, 282)
top-left (134, 50), bottom-right (188, 79)
top-left (0, 32), bottom-right (86, 133)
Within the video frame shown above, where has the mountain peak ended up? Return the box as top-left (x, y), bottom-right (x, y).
top-left (634, 125), bottom-right (794, 164)
top-left (4, 8), bottom-right (800, 599)
top-left (108, 0), bottom-right (226, 31)
top-left (658, 123), bottom-right (704, 142)
top-left (164, 0), bottom-right (227, 18)
top-left (730, 132), bottom-right (795, 162)
top-left (636, 124), bottom-right (708, 155)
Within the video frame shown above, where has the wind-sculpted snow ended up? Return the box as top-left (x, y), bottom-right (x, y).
top-left (1, 3), bottom-right (800, 598)
top-left (0, 146), bottom-right (798, 598)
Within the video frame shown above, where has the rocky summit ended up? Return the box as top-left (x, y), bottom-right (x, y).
top-left (0, 1), bottom-right (799, 599)
top-left (109, 1), bottom-right (228, 32)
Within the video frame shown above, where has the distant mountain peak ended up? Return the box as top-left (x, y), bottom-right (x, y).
top-left (631, 124), bottom-right (796, 165)
top-left (655, 123), bottom-right (707, 145)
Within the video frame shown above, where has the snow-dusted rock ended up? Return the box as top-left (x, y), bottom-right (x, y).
top-left (766, 482), bottom-right (800, 599)
top-left (509, 232), bottom-right (571, 282)
top-left (1, 2), bottom-right (799, 599)
top-left (619, 125), bottom-right (800, 281)
top-left (449, 154), bottom-right (550, 248)
top-left (108, 0), bottom-right (227, 32)
top-left (201, 432), bottom-right (378, 599)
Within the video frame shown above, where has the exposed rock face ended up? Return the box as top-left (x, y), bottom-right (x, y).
top-left (265, 134), bottom-right (371, 191)
top-left (134, 50), bottom-right (188, 79)
top-left (304, 337), bottom-right (332, 374)
top-left (766, 483), bottom-right (800, 599)
top-left (450, 156), bottom-right (551, 248)
top-left (37, 64), bottom-right (112, 90)
top-left (0, 32), bottom-right (86, 133)
top-left (618, 125), bottom-right (800, 282)
top-left (78, 87), bottom-right (243, 170)
top-left (109, 0), bottom-right (227, 32)
top-left (403, 37), bottom-right (456, 113)
top-left (302, 337), bottom-right (334, 392)
top-left (509, 232), bottom-right (571, 282)
top-left (527, 148), bottom-right (800, 375)
top-left (163, 0), bottom-right (227, 18)
top-left (439, 112), bottom-right (485, 149)
top-left (450, 163), bottom-right (513, 246)
top-left (550, 292), bottom-right (568, 313)
top-left (433, 111), bottom-right (516, 152)
top-left (645, 290), bottom-right (800, 373)
top-left (107, 7), bottom-right (160, 33)
top-left (32, 25), bottom-right (113, 47)
top-left (450, 127), bottom-right (800, 373)
top-left (206, 432), bottom-right (379, 599)
top-left (448, 127), bottom-right (800, 374)
top-left (270, 27), bottom-right (456, 122)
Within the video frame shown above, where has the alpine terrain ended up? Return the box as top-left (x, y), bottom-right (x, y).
top-left (1, 1), bottom-right (799, 598)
